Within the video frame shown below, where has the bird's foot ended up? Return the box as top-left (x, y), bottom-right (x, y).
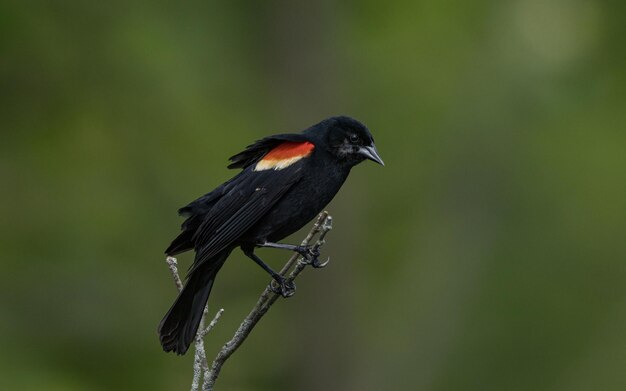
top-left (297, 245), bottom-right (328, 268)
top-left (310, 256), bottom-right (330, 268)
top-left (270, 277), bottom-right (296, 298)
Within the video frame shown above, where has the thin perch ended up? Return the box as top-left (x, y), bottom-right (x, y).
top-left (166, 212), bottom-right (333, 391)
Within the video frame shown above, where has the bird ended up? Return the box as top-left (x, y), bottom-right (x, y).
top-left (158, 115), bottom-right (384, 354)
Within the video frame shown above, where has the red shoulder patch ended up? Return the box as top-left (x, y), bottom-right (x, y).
top-left (254, 141), bottom-right (315, 171)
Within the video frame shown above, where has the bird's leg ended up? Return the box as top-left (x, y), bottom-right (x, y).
top-left (242, 248), bottom-right (295, 297)
top-left (257, 242), bottom-right (327, 268)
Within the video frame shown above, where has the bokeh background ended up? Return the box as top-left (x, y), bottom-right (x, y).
top-left (2, 0), bottom-right (625, 390)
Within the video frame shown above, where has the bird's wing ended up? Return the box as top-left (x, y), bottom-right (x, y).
top-left (227, 133), bottom-right (309, 169)
top-left (168, 136), bottom-right (316, 258)
top-left (187, 162), bottom-right (305, 275)
top-left (165, 172), bottom-right (248, 255)
top-left (181, 132), bottom-right (307, 216)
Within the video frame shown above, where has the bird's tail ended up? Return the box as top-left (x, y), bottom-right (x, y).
top-left (158, 250), bottom-right (230, 355)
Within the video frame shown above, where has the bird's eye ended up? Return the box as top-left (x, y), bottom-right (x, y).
top-left (349, 134), bottom-right (360, 144)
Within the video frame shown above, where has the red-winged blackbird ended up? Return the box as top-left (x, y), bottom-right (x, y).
top-left (159, 116), bottom-right (383, 354)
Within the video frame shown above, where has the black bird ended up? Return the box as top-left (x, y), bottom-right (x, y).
top-left (159, 116), bottom-right (383, 354)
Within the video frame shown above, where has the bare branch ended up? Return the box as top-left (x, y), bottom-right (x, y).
top-left (202, 212), bottom-right (333, 390)
top-left (200, 308), bottom-right (224, 339)
top-left (191, 308), bottom-right (223, 391)
top-left (164, 256), bottom-right (224, 391)
top-left (165, 256), bottom-right (184, 292)
top-left (166, 212), bottom-right (333, 391)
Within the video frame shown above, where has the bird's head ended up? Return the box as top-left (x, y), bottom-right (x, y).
top-left (316, 116), bottom-right (384, 167)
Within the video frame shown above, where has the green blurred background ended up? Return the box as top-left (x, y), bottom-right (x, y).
top-left (2, 0), bottom-right (625, 390)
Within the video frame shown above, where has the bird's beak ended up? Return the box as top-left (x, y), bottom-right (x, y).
top-left (359, 145), bottom-right (385, 166)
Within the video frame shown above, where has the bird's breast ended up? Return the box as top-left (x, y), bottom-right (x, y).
top-left (244, 164), bottom-right (349, 243)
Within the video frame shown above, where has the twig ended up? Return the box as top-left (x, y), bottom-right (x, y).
top-left (166, 256), bottom-right (184, 292)
top-left (165, 257), bottom-right (224, 391)
top-left (166, 212), bottom-right (333, 390)
top-left (202, 211), bottom-right (333, 390)
top-left (200, 308), bottom-right (224, 338)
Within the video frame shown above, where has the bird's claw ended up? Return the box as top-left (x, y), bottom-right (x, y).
top-left (297, 245), bottom-right (327, 268)
top-left (270, 277), bottom-right (296, 298)
top-left (311, 256), bottom-right (330, 268)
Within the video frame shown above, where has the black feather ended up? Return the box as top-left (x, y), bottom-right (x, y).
top-left (159, 116), bottom-right (381, 355)
top-left (189, 165), bottom-right (303, 274)
top-left (158, 250), bottom-right (230, 354)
